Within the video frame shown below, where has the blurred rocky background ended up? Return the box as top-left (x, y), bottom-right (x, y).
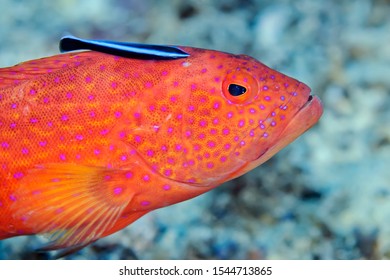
top-left (0, 0), bottom-right (389, 259)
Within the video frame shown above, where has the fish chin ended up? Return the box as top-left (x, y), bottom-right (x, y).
top-left (232, 94), bottom-right (323, 179)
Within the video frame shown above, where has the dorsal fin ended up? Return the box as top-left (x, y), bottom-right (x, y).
top-left (0, 52), bottom-right (98, 89)
top-left (59, 35), bottom-right (190, 59)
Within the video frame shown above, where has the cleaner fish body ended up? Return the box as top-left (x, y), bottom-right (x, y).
top-left (0, 36), bottom-right (323, 253)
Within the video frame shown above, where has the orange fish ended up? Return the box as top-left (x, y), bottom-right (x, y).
top-left (0, 36), bottom-right (323, 255)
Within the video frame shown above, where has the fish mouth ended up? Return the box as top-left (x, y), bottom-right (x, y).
top-left (218, 85), bottom-right (323, 183)
top-left (299, 94), bottom-right (315, 112)
top-left (261, 92), bottom-right (323, 161)
top-left (247, 86), bottom-right (323, 167)
top-left (278, 81), bottom-right (323, 145)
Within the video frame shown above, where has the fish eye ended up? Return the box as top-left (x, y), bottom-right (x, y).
top-left (222, 70), bottom-right (258, 105)
top-left (228, 84), bottom-right (247, 96)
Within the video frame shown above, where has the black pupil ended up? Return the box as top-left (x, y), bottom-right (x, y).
top-left (228, 84), bottom-right (247, 96)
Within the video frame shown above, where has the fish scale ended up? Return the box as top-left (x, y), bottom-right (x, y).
top-left (0, 41), bottom-right (322, 255)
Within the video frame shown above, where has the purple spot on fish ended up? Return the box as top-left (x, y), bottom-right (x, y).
top-left (113, 187), bottom-right (123, 195)
top-left (31, 190), bottom-right (41, 195)
top-left (9, 194), bottom-right (17, 201)
top-left (135, 135), bottom-right (142, 143)
top-left (223, 128), bottom-right (230, 135)
top-left (39, 141), bottom-right (47, 147)
top-left (125, 172), bottom-right (133, 179)
top-left (143, 175), bottom-right (150, 182)
top-left (141, 201), bottom-right (150, 206)
top-left (13, 172), bottom-right (23, 179)
top-left (163, 184), bottom-right (171, 191)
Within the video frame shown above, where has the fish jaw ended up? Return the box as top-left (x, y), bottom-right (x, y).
top-left (233, 91), bottom-right (323, 179)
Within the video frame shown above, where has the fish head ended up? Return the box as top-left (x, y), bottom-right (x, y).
top-left (169, 49), bottom-right (323, 186)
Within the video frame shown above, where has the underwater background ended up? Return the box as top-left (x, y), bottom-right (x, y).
top-left (0, 0), bottom-right (389, 259)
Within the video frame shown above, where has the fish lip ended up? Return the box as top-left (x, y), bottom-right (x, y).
top-left (297, 93), bottom-right (323, 115)
top-left (292, 81), bottom-right (322, 116)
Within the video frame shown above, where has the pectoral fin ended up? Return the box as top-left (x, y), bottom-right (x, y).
top-left (11, 163), bottom-right (136, 250)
